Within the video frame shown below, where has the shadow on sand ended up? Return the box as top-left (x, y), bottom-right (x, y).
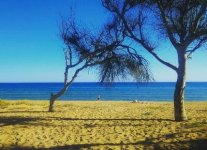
top-left (0, 116), bottom-right (50, 127)
top-left (0, 115), bottom-right (173, 128)
top-left (49, 116), bottom-right (174, 121)
top-left (0, 112), bottom-right (207, 149)
top-left (6, 138), bottom-right (207, 150)
top-left (0, 111), bottom-right (47, 114)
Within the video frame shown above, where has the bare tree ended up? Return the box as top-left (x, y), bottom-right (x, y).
top-left (102, 0), bottom-right (207, 121)
top-left (49, 17), bottom-right (152, 111)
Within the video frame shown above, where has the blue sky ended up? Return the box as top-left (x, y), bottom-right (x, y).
top-left (0, 0), bottom-right (206, 82)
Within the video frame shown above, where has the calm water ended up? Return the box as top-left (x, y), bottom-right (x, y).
top-left (0, 82), bottom-right (207, 101)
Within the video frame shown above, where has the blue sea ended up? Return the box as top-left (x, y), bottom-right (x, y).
top-left (0, 82), bottom-right (207, 101)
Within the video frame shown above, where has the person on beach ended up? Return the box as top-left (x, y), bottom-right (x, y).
top-left (97, 95), bottom-right (101, 101)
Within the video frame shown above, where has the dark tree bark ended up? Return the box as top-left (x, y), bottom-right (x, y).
top-left (48, 63), bottom-right (71, 112)
top-left (48, 48), bottom-right (86, 112)
top-left (49, 94), bottom-right (56, 112)
top-left (48, 50), bottom-right (71, 112)
top-left (49, 87), bottom-right (68, 112)
top-left (174, 50), bottom-right (187, 121)
top-left (48, 63), bottom-right (87, 112)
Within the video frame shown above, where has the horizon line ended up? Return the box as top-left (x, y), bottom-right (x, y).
top-left (0, 81), bottom-right (207, 84)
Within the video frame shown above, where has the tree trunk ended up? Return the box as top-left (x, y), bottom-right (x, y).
top-left (48, 84), bottom-right (70, 112)
top-left (49, 94), bottom-right (56, 112)
top-left (174, 50), bottom-right (188, 121)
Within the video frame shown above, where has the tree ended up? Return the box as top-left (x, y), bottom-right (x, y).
top-left (102, 0), bottom-right (207, 121)
top-left (49, 17), bottom-right (152, 111)
top-left (48, 47), bottom-right (93, 112)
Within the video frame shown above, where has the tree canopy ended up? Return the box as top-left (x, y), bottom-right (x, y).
top-left (61, 16), bottom-right (153, 83)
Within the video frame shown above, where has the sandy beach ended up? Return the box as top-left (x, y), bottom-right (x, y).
top-left (0, 100), bottom-right (207, 149)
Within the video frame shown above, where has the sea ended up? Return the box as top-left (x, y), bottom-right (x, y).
top-left (0, 82), bottom-right (207, 101)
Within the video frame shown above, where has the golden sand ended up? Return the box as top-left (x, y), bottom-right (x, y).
top-left (0, 100), bottom-right (207, 149)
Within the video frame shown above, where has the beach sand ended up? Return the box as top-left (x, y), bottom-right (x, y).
top-left (0, 100), bottom-right (207, 149)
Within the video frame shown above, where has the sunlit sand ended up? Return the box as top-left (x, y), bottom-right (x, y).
top-left (0, 100), bottom-right (207, 149)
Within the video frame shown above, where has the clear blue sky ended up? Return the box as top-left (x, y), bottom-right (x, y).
top-left (0, 0), bottom-right (206, 82)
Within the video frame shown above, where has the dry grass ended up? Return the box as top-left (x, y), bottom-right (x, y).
top-left (0, 100), bottom-right (207, 149)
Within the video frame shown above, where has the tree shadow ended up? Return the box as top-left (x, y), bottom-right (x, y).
top-left (0, 111), bottom-right (47, 114)
top-left (6, 138), bottom-right (207, 150)
top-left (197, 109), bottom-right (207, 112)
top-left (152, 138), bottom-right (207, 150)
top-left (0, 116), bottom-right (174, 128)
top-left (0, 116), bottom-right (46, 127)
top-left (52, 138), bottom-right (207, 150)
top-left (49, 117), bottom-right (174, 122)
top-left (0, 115), bottom-right (206, 149)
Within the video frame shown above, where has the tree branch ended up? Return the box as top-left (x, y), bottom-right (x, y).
top-left (102, 0), bottom-right (178, 72)
top-left (186, 36), bottom-right (207, 58)
top-left (156, 1), bottom-right (180, 50)
top-left (191, 1), bottom-right (207, 34)
top-left (184, 29), bottom-right (207, 46)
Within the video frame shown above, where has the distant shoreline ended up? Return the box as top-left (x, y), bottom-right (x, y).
top-left (1, 99), bottom-right (207, 103)
top-left (1, 81), bottom-right (207, 83)
top-left (1, 82), bottom-right (207, 100)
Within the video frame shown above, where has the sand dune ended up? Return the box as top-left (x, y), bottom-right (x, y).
top-left (0, 100), bottom-right (207, 149)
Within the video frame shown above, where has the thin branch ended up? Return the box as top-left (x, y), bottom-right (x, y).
top-left (185, 29), bottom-right (207, 46)
top-left (156, 1), bottom-right (180, 50)
top-left (150, 50), bottom-right (178, 72)
top-left (186, 36), bottom-right (207, 58)
top-left (190, 1), bottom-right (207, 34)
top-left (119, 12), bottom-right (177, 71)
